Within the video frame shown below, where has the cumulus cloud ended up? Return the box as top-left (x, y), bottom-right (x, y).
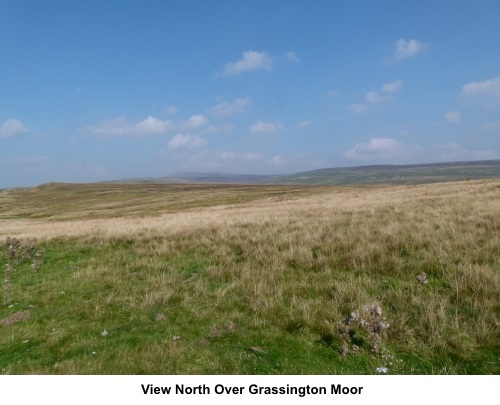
top-left (0, 119), bottom-right (29, 139)
top-left (221, 50), bottom-right (299, 76)
top-left (89, 116), bottom-right (173, 136)
top-left (345, 138), bottom-right (402, 160)
top-left (179, 114), bottom-right (209, 130)
top-left (88, 114), bottom-right (210, 137)
top-left (444, 111), bottom-right (461, 124)
top-left (136, 116), bottom-right (173, 135)
top-left (381, 80), bottom-right (403, 93)
top-left (250, 120), bottom-right (284, 134)
top-left (222, 50), bottom-right (274, 76)
top-left (394, 38), bottom-right (427, 60)
top-left (168, 134), bottom-right (206, 150)
top-left (344, 138), bottom-right (498, 165)
top-left (461, 76), bottom-right (500, 98)
top-left (365, 80), bottom-right (403, 104)
top-left (365, 91), bottom-right (387, 103)
top-left (344, 137), bottom-right (423, 163)
top-left (208, 97), bottom-right (252, 118)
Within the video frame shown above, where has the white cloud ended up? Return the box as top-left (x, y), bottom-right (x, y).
top-left (345, 138), bottom-right (402, 160)
top-left (444, 111), bottom-right (461, 124)
top-left (394, 38), bottom-right (427, 60)
top-left (461, 76), bottom-right (500, 98)
top-left (298, 120), bottom-right (311, 128)
top-left (222, 50), bottom-right (274, 76)
top-left (349, 103), bottom-right (368, 114)
top-left (89, 116), bottom-right (173, 136)
top-left (250, 120), bottom-right (284, 134)
top-left (344, 137), bottom-right (422, 163)
top-left (365, 91), bottom-right (387, 104)
top-left (344, 139), bottom-right (498, 165)
top-left (381, 80), bottom-right (403, 93)
top-left (180, 114), bottom-right (209, 129)
top-left (365, 80), bottom-right (403, 104)
top-left (208, 97), bottom-right (252, 118)
top-left (89, 114), bottom-right (209, 137)
top-left (168, 134), bottom-right (206, 150)
top-left (136, 116), bottom-right (173, 135)
top-left (285, 51), bottom-right (300, 63)
top-left (0, 119), bottom-right (29, 139)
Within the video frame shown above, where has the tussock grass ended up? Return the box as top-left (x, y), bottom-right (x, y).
top-left (0, 180), bottom-right (499, 374)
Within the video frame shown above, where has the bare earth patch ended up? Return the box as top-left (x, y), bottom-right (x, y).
top-left (0, 310), bottom-right (31, 326)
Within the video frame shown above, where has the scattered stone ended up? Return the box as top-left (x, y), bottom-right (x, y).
top-left (376, 367), bottom-right (389, 374)
top-left (0, 310), bottom-right (30, 326)
top-left (172, 335), bottom-right (180, 341)
top-left (416, 272), bottom-right (428, 285)
top-left (101, 330), bottom-right (108, 337)
top-left (250, 346), bottom-right (265, 353)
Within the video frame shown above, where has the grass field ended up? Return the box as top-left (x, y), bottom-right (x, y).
top-left (0, 180), bottom-right (499, 374)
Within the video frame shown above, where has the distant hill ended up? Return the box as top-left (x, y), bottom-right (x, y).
top-left (267, 160), bottom-right (500, 185)
top-left (108, 160), bottom-right (500, 186)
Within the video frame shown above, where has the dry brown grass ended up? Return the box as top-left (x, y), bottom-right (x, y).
top-left (2, 180), bottom-right (498, 242)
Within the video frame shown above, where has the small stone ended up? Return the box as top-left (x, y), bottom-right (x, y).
top-left (376, 367), bottom-right (389, 374)
top-left (172, 335), bottom-right (180, 341)
top-left (101, 330), bottom-right (108, 337)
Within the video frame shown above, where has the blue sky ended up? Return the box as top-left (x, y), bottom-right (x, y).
top-left (1, 0), bottom-right (499, 187)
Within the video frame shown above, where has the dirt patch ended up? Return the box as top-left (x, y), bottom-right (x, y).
top-left (0, 310), bottom-right (31, 326)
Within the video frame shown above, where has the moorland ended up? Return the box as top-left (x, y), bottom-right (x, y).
top-left (0, 178), bottom-right (499, 374)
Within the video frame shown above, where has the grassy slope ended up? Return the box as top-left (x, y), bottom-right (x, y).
top-left (0, 181), bottom-right (499, 374)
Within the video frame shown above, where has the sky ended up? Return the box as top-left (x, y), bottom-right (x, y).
top-left (1, 0), bottom-right (500, 187)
